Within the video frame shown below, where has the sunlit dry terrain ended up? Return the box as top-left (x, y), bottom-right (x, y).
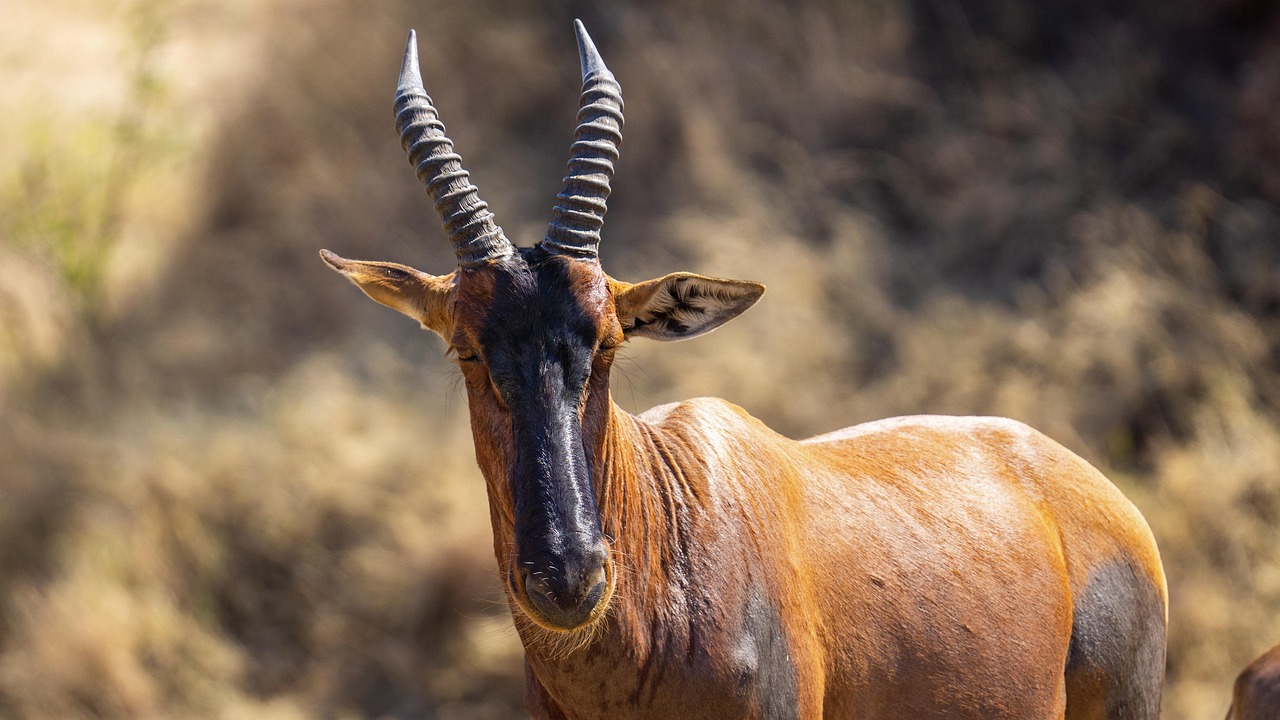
top-left (1, 0), bottom-right (1278, 717)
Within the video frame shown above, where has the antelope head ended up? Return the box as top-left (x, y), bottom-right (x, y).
top-left (321, 22), bottom-right (763, 632)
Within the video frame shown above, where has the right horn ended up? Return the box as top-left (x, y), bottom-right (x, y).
top-left (539, 20), bottom-right (624, 261)
top-left (394, 30), bottom-right (514, 267)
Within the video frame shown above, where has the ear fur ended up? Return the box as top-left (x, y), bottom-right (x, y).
top-left (612, 272), bottom-right (764, 341)
top-left (319, 249), bottom-right (455, 338)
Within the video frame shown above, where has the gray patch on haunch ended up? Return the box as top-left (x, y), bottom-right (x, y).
top-left (1065, 555), bottom-right (1166, 720)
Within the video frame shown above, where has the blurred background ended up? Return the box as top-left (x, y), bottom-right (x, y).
top-left (1, 0), bottom-right (1278, 717)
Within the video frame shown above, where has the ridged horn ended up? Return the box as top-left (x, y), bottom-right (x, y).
top-left (539, 20), bottom-right (624, 261)
top-left (394, 30), bottom-right (513, 267)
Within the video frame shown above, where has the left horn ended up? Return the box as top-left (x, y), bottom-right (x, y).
top-left (395, 30), bottom-right (514, 267)
top-left (539, 20), bottom-right (624, 261)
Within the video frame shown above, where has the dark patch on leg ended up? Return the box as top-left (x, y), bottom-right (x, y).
top-left (738, 590), bottom-right (801, 720)
top-left (1064, 556), bottom-right (1166, 720)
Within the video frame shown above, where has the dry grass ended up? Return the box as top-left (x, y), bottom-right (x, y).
top-left (1, 0), bottom-right (1278, 717)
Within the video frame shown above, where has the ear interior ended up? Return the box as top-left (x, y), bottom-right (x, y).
top-left (319, 249), bottom-right (455, 337)
top-left (614, 272), bottom-right (764, 341)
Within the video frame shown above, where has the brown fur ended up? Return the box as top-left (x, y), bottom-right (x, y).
top-left (517, 402), bottom-right (1164, 718)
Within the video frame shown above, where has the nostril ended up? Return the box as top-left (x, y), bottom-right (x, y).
top-left (584, 562), bottom-right (606, 591)
top-left (587, 544), bottom-right (609, 576)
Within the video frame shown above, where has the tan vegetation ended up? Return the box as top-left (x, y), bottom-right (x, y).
top-left (1, 0), bottom-right (1277, 717)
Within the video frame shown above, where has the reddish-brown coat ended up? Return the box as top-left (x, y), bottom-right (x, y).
top-left (324, 252), bottom-right (1168, 718)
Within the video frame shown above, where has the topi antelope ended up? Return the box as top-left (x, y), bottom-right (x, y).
top-left (321, 21), bottom-right (1168, 719)
top-left (1227, 644), bottom-right (1280, 720)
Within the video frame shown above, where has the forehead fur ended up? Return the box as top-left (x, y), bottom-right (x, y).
top-left (453, 252), bottom-right (612, 343)
top-left (556, 256), bottom-right (612, 319)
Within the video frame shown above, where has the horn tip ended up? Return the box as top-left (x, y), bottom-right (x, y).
top-left (573, 19), bottom-right (609, 79)
top-left (398, 29), bottom-right (423, 93)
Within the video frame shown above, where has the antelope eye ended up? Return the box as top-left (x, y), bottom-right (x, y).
top-left (598, 322), bottom-right (626, 351)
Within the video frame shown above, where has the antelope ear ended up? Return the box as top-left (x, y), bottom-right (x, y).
top-left (612, 272), bottom-right (764, 341)
top-left (320, 250), bottom-right (455, 338)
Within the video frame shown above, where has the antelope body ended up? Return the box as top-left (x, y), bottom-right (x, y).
top-left (322, 22), bottom-right (1168, 719)
top-left (1228, 644), bottom-right (1280, 720)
